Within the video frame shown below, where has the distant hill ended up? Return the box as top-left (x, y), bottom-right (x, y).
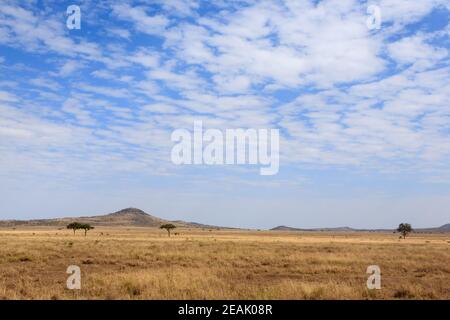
top-left (271, 223), bottom-right (450, 233)
top-left (0, 208), bottom-right (222, 229)
top-left (1, 209), bottom-right (447, 232)
top-left (412, 223), bottom-right (450, 233)
top-left (272, 225), bottom-right (357, 232)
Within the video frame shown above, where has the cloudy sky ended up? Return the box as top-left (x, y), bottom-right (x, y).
top-left (0, 0), bottom-right (449, 229)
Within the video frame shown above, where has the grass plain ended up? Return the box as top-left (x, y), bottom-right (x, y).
top-left (0, 227), bottom-right (448, 300)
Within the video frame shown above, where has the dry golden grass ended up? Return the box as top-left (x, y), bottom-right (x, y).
top-left (0, 227), bottom-right (448, 299)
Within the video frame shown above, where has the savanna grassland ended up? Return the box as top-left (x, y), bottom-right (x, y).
top-left (0, 227), bottom-right (449, 300)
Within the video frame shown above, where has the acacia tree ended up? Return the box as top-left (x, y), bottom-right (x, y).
top-left (66, 222), bottom-right (94, 236)
top-left (160, 224), bottom-right (176, 237)
top-left (67, 222), bottom-right (82, 235)
top-left (397, 223), bottom-right (413, 239)
top-left (80, 224), bottom-right (94, 236)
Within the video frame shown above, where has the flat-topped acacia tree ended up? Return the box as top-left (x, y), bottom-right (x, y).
top-left (397, 223), bottom-right (413, 239)
top-left (160, 224), bottom-right (176, 237)
top-left (80, 224), bottom-right (94, 236)
top-left (67, 222), bottom-right (82, 235)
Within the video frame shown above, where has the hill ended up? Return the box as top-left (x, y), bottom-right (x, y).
top-left (0, 208), bottom-right (220, 229)
top-left (272, 226), bottom-right (361, 232)
top-left (271, 223), bottom-right (450, 233)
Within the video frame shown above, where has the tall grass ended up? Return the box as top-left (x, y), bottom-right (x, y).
top-left (0, 228), bottom-right (448, 299)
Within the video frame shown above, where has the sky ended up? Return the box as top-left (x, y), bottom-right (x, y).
top-left (0, 0), bottom-right (449, 229)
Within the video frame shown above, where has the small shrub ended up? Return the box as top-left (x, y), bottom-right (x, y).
top-left (19, 257), bottom-right (32, 262)
top-left (393, 289), bottom-right (415, 299)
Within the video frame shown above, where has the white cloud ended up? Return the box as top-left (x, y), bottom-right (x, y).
top-left (29, 77), bottom-right (62, 91)
top-left (387, 34), bottom-right (448, 67)
top-left (146, 66), bottom-right (206, 92)
top-left (58, 60), bottom-right (83, 77)
top-left (109, 28), bottom-right (131, 40)
top-left (0, 0), bottom-right (449, 185)
top-left (112, 4), bottom-right (169, 35)
top-left (127, 49), bottom-right (160, 68)
top-left (378, 0), bottom-right (448, 30)
top-left (77, 84), bottom-right (131, 99)
top-left (213, 74), bottom-right (252, 93)
top-left (62, 98), bottom-right (96, 126)
top-left (166, 0), bottom-right (386, 90)
top-left (156, 0), bottom-right (199, 17)
top-left (278, 64), bottom-right (450, 168)
top-left (0, 90), bottom-right (18, 102)
top-left (91, 69), bottom-right (115, 80)
top-left (135, 80), bottom-right (159, 97)
top-left (0, 4), bottom-right (118, 69)
top-left (143, 103), bottom-right (180, 114)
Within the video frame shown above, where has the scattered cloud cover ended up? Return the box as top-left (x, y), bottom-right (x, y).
top-left (0, 0), bottom-right (449, 228)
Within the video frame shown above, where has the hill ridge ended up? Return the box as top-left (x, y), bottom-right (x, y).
top-left (271, 224), bottom-right (450, 233)
top-left (0, 208), bottom-right (220, 229)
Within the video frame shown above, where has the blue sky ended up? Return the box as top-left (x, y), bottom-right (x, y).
top-left (0, 0), bottom-right (449, 228)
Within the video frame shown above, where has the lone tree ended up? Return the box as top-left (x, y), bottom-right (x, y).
top-left (397, 223), bottom-right (413, 239)
top-left (160, 224), bottom-right (176, 237)
top-left (80, 224), bottom-right (94, 236)
top-left (67, 222), bottom-right (82, 235)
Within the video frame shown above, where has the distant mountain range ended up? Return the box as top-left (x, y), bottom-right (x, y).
top-left (0, 208), bottom-right (448, 232)
top-left (271, 224), bottom-right (450, 233)
top-left (0, 208), bottom-right (222, 229)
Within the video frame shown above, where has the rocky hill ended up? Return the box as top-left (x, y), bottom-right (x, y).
top-left (0, 208), bottom-right (219, 229)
